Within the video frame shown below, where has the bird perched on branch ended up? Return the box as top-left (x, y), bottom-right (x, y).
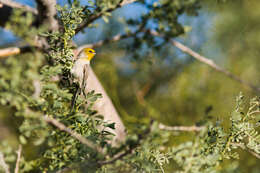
top-left (71, 48), bottom-right (96, 110)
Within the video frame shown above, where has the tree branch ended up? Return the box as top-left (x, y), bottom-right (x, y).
top-left (76, 0), bottom-right (138, 33)
top-left (14, 145), bottom-right (22, 173)
top-left (159, 124), bottom-right (204, 132)
top-left (43, 116), bottom-right (104, 154)
top-left (148, 30), bottom-right (260, 93)
top-left (0, 152), bottom-right (9, 173)
top-left (0, 46), bottom-right (36, 58)
top-left (0, 0), bottom-right (38, 14)
top-left (170, 40), bottom-right (260, 92)
top-left (35, 0), bottom-right (58, 31)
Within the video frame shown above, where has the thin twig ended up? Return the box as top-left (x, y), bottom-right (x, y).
top-left (0, 152), bottom-right (10, 173)
top-left (76, 0), bottom-right (138, 33)
top-left (14, 145), bottom-right (22, 173)
top-left (148, 30), bottom-right (260, 93)
top-left (159, 124), bottom-right (204, 132)
top-left (43, 116), bottom-right (104, 154)
top-left (170, 40), bottom-right (260, 92)
top-left (0, 0), bottom-right (38, 14)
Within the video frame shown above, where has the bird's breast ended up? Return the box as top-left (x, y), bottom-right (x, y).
top-left (71, 60), bottom-right (89, 79)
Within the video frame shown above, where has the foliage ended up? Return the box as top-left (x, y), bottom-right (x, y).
top-left (170, 93), bottom-right (260, 173)
top-left (0, 0), bottom-right (260, 173)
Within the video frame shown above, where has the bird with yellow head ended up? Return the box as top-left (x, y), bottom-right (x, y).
top-left (71, 48), bottom-right (96, 110)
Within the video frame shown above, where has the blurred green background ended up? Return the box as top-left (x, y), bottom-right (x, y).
top-left (1, 0), bottom-right (260, 172)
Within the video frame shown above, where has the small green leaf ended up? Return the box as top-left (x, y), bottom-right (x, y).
top-left (19, 135), bottom-right (27, 144)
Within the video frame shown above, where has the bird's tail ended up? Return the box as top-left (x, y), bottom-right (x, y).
top-left (71, 84), bottom-right (80, 112)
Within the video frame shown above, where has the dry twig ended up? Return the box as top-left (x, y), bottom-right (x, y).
top-left (170, 40), bottom-right (260, 92)
top-left (159, 124), bottom-right (204, 132)
top-left (14, 145), bottom-right (22, 173)
top-left (148, 30), bottom-right (260, 93)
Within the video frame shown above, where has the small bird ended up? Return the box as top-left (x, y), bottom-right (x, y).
top-left (71, 48), bottom-right (96, 110)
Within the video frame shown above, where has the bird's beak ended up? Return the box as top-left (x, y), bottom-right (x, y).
top-left (93, 53), bottom-right (96, 55)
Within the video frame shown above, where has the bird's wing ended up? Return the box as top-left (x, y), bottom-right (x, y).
top-left (81, 64), bottom-right (89, 92)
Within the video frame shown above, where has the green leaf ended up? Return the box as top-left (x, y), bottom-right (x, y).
top-left (19, 135), bottom-right (27, 144)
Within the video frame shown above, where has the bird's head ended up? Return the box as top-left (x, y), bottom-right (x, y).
top-left (78, 48), bottom-right (96, 62)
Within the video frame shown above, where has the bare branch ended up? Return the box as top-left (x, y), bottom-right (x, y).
top-left (148, 30), bottom-right (260, 93)
top-left (120, 0), bottom-right (138, 6)
top-left (43, 116), bottom-right (104, 154)
top-left (76, 0), bottom-right (138, 33)
top-left (159, 124), bottom-right (204, 132)
top-left (0, 0), bottom-right (37, 14)
top-left (14, 145), bottom-right (22, 173)
top-left (170, 40), bottom-right (260, 92)
top-left (0, 152), bottom-right (10, 173)
top-left (0, 47), bottom-right (20, 58)
top-left (0, 46), bottom-right (37, 58)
